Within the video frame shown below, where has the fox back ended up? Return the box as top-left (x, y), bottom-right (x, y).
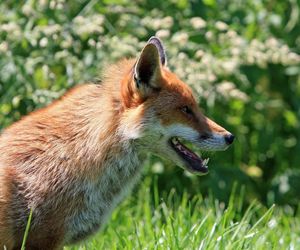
top-left (0, 37), bottom-right (234, 249)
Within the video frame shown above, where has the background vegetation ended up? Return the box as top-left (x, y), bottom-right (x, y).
top-left (1, 0), bottom-right (300, 248)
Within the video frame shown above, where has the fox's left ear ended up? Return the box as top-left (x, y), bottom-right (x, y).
top-left (133, 37), bottom-right (167, 98)
top-left (147, 36), bottom-right (167, 66)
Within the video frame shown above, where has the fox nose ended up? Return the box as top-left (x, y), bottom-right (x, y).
top-left (225, 134), bottom-right (235, 145)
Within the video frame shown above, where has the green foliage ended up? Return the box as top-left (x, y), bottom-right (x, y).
top-left (0, 0), bottom-right (299, 211)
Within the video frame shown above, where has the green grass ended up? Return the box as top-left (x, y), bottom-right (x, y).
top-left (21, 209), bottom-right (33, 250)
top-left (62, 176), bottom-right (300, 250)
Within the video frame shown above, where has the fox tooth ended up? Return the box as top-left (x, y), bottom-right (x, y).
top-left (203, 158), bottom-right (209, 167)
top-left (172, 138), bottom-right (177, 144)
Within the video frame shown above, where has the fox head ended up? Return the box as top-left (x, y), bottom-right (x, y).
top-left (119, 37), bottom-right (234, 175)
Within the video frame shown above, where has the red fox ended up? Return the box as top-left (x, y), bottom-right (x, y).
top-left (0, 37), bottom-right (234, 249)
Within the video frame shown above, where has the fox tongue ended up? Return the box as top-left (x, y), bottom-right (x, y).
top-left (174, 140), bottom-right (200, 160)
top-left (170, 138), bottom-right (208, 174)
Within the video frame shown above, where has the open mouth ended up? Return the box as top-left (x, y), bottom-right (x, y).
top-left (169, 137), bottom-right (209, 175)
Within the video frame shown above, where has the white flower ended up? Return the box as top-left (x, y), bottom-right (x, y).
top-left (0, 42), bottom-right (8, 53)
top-left (142, 16), bottom-right (173, 30)
top-left (1, 22), bottom-right (19, 33)
top-left (205, 31), bottom-right (213, 40)
top-left (88, 39), bottom-right (96, 47)
top-left (39, 37), bottom-right (48, 47)
top-left (215, 21), bottom-right (228, 31)
top-left (91, 14), bottom-right (105, 26)
top-left (233, 37), bottom-right (245, 46)
top-left (279, 176), bottom-right (290, 194)
top-left (286, 52), bottom-right (300, 64)
top-left (178, 52), bottom-right (188, 60)
top-left (73, 15), bottom-right (104, 37)
top-left (266, 37), bottom-right (279, 48)
top-left (38, 0), bottom-right (48, 8)
top-left (171, 32), bottom-right (189, 45)
top-left (61, 35), bottom-right (73, 49)
top-left (22, 4), bottom-right (34, 16)
top-left (195, 50), bottom-right (205, 59)
top-left (156, 29), bottom-right (170, 39)
top-left (12, 95), bottom-right (21, 107)
top-left (42, 24), bottom-right (62, 36)
top-left (226, 30), bottom-right (237, 38)
top-left (96, 41), bottom-right (102, 50)
top-left (271, 52), bottom-right (280, 64)
top-left (25, 58), bottom-right (37, 75)
top-left (217, 81), bottom-right (235, 93)
top-left (162, 16), bottom-right (174, 29)
top-left (201, 54), bottom-right (213, 66)
top-left (216, 81), bottom-right (249, 101)
top-left (207, 73), bottom-right (216, 82)
top-left (190, 17), bottom-right (206, 29)
top-left (56, 3), bottom-right (64, 10)
top-left (1, 22), bottom-right (22, 40)
top-left (74, 15), bottom-right (85, 25)
top-left (55, 50), bottom-right (69, 60)
top-left (230, 89), bottom-right (249, 102)
top-left (246, 54), bottom-right (255, 64)
top-left (197, 74), bottom-right (207, 81)
top-left (222, 60), bottom-right (237, 73)
top-left (231, 47), bottom-right (240, 56)
top-left (49, 0), bottom-right (56, 9)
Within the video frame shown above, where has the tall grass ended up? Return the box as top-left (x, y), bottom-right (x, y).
top-left (64, 176), bottom-right (300, 250)
top-left (21, 209), bottom-right (33, 250)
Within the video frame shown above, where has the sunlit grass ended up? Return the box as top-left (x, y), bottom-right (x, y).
top-left (21, 209), bottom-right (33, 250)
top-left (64, 176), bottom-right (300, 250)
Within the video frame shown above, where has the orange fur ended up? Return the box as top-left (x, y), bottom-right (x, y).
top-left (0, 37), bottom-right (233, 249)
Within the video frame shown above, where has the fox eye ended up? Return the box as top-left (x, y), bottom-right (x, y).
top-left (181, 106), bottom-right (193, 116)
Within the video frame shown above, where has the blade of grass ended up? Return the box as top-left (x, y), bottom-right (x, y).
top-left (21, 209), bottom-right (33, 250)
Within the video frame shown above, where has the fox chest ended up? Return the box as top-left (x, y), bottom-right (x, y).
top-left (64, 152), bottom-right (141, 244)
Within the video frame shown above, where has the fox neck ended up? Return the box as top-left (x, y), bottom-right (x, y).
top-left (62, 95), bottom-right (147, 181)
top-left (59, 103), bottom-right (142, 179)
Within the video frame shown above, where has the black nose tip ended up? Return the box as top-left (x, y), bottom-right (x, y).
top-left (225, 134), bottom-right (235, 145)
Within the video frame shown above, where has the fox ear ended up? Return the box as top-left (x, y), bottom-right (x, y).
top-left (133, 42), bottom-right (163, 97)
top-left (147, 36), bottom-right (167, 66)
